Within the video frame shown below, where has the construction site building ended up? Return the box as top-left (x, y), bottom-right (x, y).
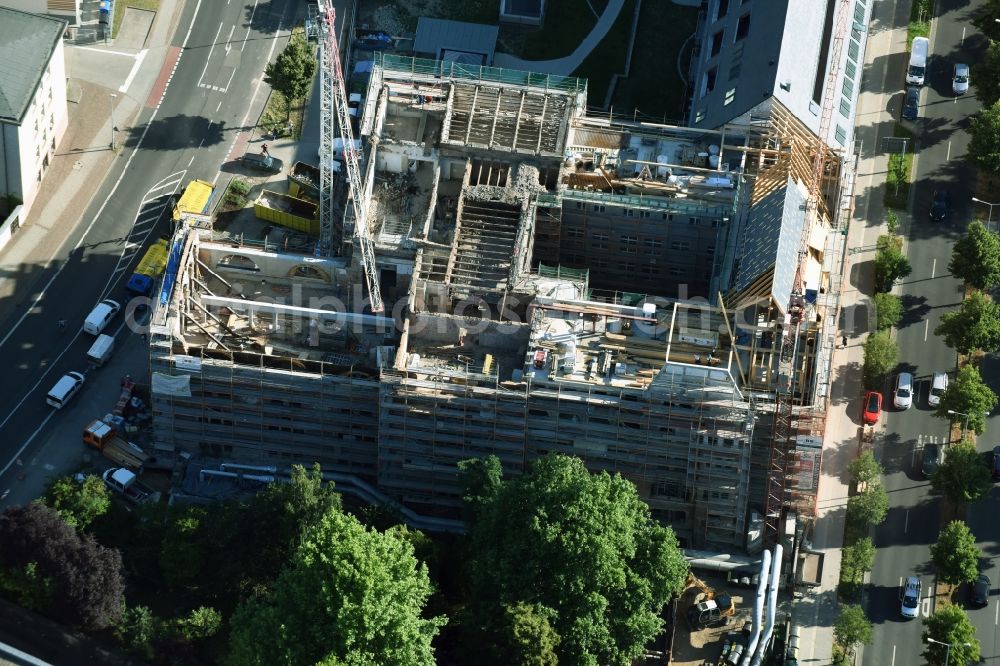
top-left (149, 54), bottom-right (853, 551)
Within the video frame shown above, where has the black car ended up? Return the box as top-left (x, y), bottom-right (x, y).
top-left (992, 446), bottom-right (1000, 480)
top-left (921, 443), bottom-right (943, 478)
top-left (902, 86), bottom-right (920, 121)
top-left (973, 574), bottom-right (991, 606)
top-left (930, 190), bottom-right (950, 221)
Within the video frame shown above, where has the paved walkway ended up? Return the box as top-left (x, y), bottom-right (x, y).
top-left (492, 0), bottom-right (625, 76)
top-left (789, 3), bottom-right (905, 664)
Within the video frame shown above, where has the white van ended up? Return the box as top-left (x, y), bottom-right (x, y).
top-left (83, 299), bottom-right (121, 335)
top-left (907, 37), bottom-right (929, 85)
top-left (86, 334), bottom-right (115, 367)
top-left (46, 371), bottom-right (85, 409)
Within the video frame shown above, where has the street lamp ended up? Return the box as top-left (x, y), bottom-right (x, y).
top-left (109, 93), bottom-right (117, 151)
top-left (972, 197), bottom-right (999, 232)
top-left (925, 637), bottom-right (971, 666)
top-left (946, 409), bottom-right (985, 440)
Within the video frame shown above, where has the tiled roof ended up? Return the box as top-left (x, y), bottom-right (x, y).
top-left (0, 8), bottom-right (65, 123)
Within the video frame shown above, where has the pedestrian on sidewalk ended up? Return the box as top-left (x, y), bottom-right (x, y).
top-left (261, 143), bottom-right (269, 157)
top-left (841, 335), bottom-right (848, 349)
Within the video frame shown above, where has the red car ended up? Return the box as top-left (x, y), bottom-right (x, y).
top-left (862, 391), bottom-right (882, 426)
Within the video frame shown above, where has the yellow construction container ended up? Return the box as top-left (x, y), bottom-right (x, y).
top-left (172, 179), bottom-right (216, 222)
top-left (253, 190), bottom-right (319, 235)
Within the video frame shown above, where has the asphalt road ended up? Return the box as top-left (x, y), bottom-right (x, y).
top-left (864, 1), bottom-right (992, 665)
top-left (0, 0), bottom-right (297, 479)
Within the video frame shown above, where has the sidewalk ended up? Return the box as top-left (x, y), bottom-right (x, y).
top-left (789, 0), bottom-right (908, 662)
top-left (492, 0), bottom-right (625, 75)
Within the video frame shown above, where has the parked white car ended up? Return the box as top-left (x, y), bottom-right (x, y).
top-left (928, 372), bottom-right (948, 407)
top-left (894, 372), bottom-right (914, 410)
top-left (901, 576), bottom-right (921, 619)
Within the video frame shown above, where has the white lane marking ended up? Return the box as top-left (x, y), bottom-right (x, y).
top-left (197, 22), bottom-right (224, 89)
top-left (188, 155), bottom-right (195, 167)
top-left (921, 593), bottom-right (931, 617)
top-left (996, 599), bottom-right (999, 625)
top-left (931, 258), bottom-right (936, 279)
top-left (242, 0), bottom-right (259, 51)
top-left (904, 509), bottom-right (909, 533)
top-left (181, 0), bottom-right (202, 49)
top-left (224, 24), bottom-right (235, 54)
top-left (946, 141), bottom-right (952, 160)
top-left (924, 319), bottom-right (929, 342)
top-left (72, 46), bottom-right (135, 57)
top-left (962, 26), bottom-right (967, 45)
top-left (216, 100), bottom-right (223, 112)
top-left (118, 49), bottom-right (147, 93)
top-left (891, 644), bottom-right (896, 666)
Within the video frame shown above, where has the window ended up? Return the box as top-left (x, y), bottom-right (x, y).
top-left (854, 2), bottom-right (865, 22)
top-left (689, 217), bottom-right (700, 225)
top-left (716, 0), bottom-right (730, 20)
top-left (852, 26), bottom-right (862, 42)
top-left (592, 231), bottom-right (608, 242)
top-left (644, 238), bottom-right (663, 250)
top-left (846, 60), bottom-right (857, 79)
top-left (621, 235), bottom-right (638, 245)
top-left (592, 204), bottom-right (606, 212)
top-left (671, 240), bottom-right (691, 251)
top-left (735, 13), bottom-right (751, 40)
top-left (642, 263), bottom-right (659, 276)
top-left (669, 267), bottom-right (684, 277)
top-left (848, 40), bottom-right (859, 61)
top-left (711, 31), bottom-right (724, 56)
top-left (622, 262), bottom-right (636, 273)
top-left (694, 108), bottom-right (706, 123)
top-left (834, 125), bottom-right (847, 145)
top-left (729, 60), bottom-right (742, 80)
top-left (640, 210), bottom-right (651, 219)
top-left (839, 98), bottom-right (851, 118)
top-left (842, 79), bottom-right (853, 98)
top-left (565, 227), bottom-right (584, 238)
top-left (706, 245), bottom-right (716, 255)
top-left (593, 258), bottom-right (609, 269)
top-left (724, 87), bottom-right (737, 105)
top-left (575, 201), bottom-right (584, 209)
top-left (706, 67), bottom-right (718, 93)
top-left (624, 208), bottom-right (635, 217)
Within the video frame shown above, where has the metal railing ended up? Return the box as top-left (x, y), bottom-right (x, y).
top-left (377, 54), bottom-right (587, 94)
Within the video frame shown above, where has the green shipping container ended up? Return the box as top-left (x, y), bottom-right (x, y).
top-left (253, 190), bottom-right (319, 235)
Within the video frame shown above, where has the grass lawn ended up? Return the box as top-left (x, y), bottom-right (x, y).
top-left (573, 0), bottom-right (636, 108)
top-left (908, 0), bottom-right (930, 48)
top-left (112, 0), bottom-right (160, 39)
top-left (610, 0), bottom-right (699, 123)
top-left (884, 124), bottom-right (916, 210)
top-left (515, 0), bottom-right (601, 61)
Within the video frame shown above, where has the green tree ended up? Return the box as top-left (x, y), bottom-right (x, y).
top-left (923, 605), bottom-right (981, 666)
top-left (159, 506), bottom-right (206, 588)
top-left (41, 474), bottom-right (110, 530)
top-left (862, 331), bottom-right (899, 389)
top-left (462, 454), bottom-right (689, 666)
top-left (847, 451), bottom-right (884, 487)
top-left (263, 35), bottom-right (316, 119)
top-left (936, 291), bottom-right (1000, 354)
top-left (115, 605), bottom-right (161, 660)
top-left (931, 440), bottom-right (994, 505)
top-left (949, 221), bottom-right (1000, 290)
top-left (969, 100), bottom-right (1000, 174)
top-left (975, 40), bottom-right (1000, 108)
top-left (931, 521), bottom-right (982, 585)
top-left (173, 606), bottom-right (222, 642)
top-left (834, 604), bottom-right (873, 654)
top-left (847, 484), bottom-right (889, 526)
top-left (874, 292), bottom-right (903, 331)
top-left (841, 537), bottom-right (875, 583)
top-left (874, 235), bottom-right (912, 292)
top-left (227, 507), bottom-right (444, 666)
top-left (935, 365), bottom-right (998, 435)
top-left (494, 602), bottom-right (561, 666)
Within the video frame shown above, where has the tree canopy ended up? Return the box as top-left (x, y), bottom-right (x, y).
top-left (935, 290), bottom-right (1000, 354)
top-left (923, 605), bottom-right (980, 666)
top-left (874, 235), bottom-right (912, 292)
top-left (949, 221), bottom-right (1000, 290)
top-left (227, 506), bottom-right (444, 666)
top-left (847, 451), bottom-right (884, 487)
top-left (847, 484), bottom-right (889, 526)
top-left (41, 474), bottom-right (110, 530)
top-left (0, 503), bottom-right (124, 630)
top-left (862, 331), bottom-right (899, 389)
top-left (462, 454), bottom-right (688, 666)
top-left (931, 440), bottom-right (993, 505)
top-left (969, 101), bottom-right (1000, 175)
top-left (935, 365), bottom-right (998, 435)
top-left (834, 604), bottom-right (873, 654)
top-left (874, 292), bottom-right (903, 331)
top-left (263, 35), bottom-right (316, 119)
top-left (931, 520), bottom-right (982, 585)
top-left (974, 40), bottom-right (1000, 108)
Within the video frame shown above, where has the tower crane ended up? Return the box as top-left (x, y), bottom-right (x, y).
top-left (317, 0), bottom-right (384, 313)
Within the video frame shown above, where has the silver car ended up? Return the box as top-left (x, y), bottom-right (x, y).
top-left (953, 63), bottom-right (970, 95)
top-left (928, 372), bottom-right (948, 407)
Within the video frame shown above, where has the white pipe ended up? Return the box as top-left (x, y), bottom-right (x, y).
top-left (751, 544), bottom-right (783, 666)
top-left (740, 548), bottom-right (771, 666)
top-left (241, 474), bottom-right (275, 483)
top-left (200, 469), bottom-right (239, 481)
top-left (221, 463), bottom-right (278, 473)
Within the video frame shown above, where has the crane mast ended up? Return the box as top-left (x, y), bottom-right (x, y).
top-left (317, 0), bottom-right (384, 313)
